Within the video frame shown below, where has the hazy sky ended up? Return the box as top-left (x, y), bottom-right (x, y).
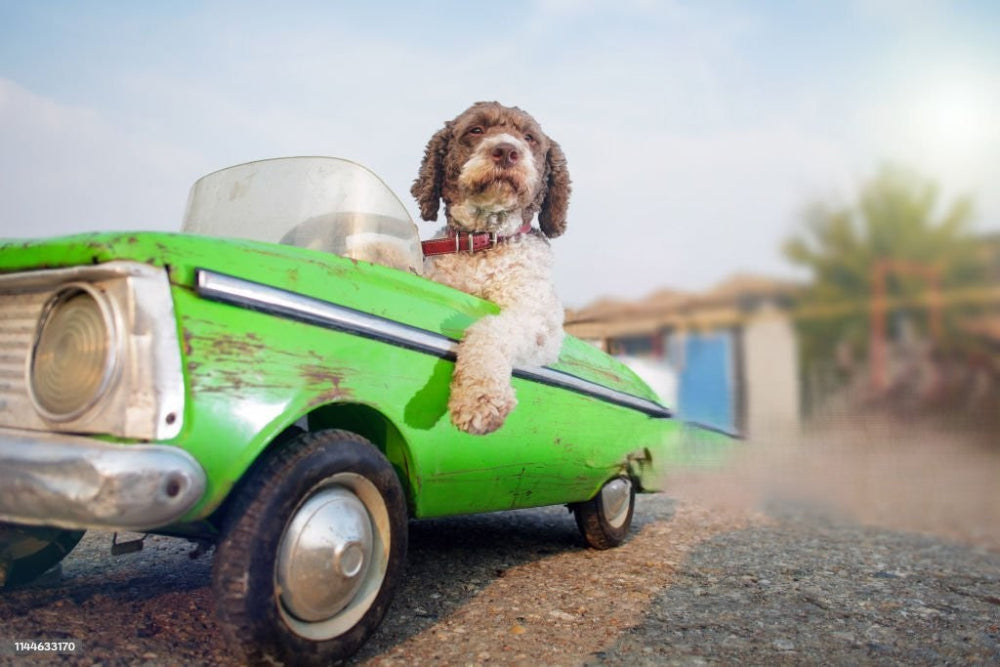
top-left (1, 0), bottom-right (997, 306)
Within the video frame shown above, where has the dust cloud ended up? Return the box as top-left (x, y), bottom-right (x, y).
top-left (664, 414), bottom-right (1000, 551)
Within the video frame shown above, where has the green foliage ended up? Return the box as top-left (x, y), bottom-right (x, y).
top-left (786, 165), bottom-right (980, 300)
top-left (784, 164), bottom-right (985, 376)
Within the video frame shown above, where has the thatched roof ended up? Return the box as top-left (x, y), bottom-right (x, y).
top-left (565, 273), bottom-right (802, 340)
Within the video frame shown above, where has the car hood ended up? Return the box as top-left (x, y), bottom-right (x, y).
top-left (0, 231), bottom-right (668, 409)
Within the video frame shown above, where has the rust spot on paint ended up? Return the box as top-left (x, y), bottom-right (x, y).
top-left (204, 333), bottom-right (267, 358)
top-left (301, 363), bottom-right (354, 406)
top-left (553, 437), bottom-right (575, 453)
top-left (206, 368), bottom-right (252, 392)
top-left (183, 328), bottom-right (274, 394)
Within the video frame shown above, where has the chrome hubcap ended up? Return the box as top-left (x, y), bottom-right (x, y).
top-left (600, 477), bottom-right (632, 529)
top-left (277, 485), bottom-right (374, 622)
top-left (275, 471), bottom-right (391, 641)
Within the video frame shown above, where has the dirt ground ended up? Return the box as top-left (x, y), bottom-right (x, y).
top-left (1, 413), bottom-right (996, 665)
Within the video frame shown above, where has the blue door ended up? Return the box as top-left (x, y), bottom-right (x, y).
top-left (676, 331), bottom-right (737, 435)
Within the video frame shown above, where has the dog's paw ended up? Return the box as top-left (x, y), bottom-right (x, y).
top-left (448, 377), bottom-right (517, 435)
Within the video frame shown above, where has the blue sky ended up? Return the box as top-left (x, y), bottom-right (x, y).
top-left (1, 0), bottom-right (998, 306)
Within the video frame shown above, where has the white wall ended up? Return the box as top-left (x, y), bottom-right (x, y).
top-left (743, 307), bottom-right (800, 438)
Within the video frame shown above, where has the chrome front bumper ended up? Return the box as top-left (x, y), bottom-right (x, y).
top-left (0, 428), bottom-right (206, 531)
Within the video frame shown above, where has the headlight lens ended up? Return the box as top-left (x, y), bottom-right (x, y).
top-left (29, 283), bottom-right (120, 421)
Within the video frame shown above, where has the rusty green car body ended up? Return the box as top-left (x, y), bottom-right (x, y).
top-left (0, 157), bottom-right (708, 662)
top-left (0, 231), bottom-right (675, 517)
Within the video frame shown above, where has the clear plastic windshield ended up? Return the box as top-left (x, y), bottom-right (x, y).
top-left (181, 156), bottom-right (422, 273)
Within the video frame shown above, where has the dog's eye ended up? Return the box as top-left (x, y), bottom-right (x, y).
top-left (524, 133), bottom-right (535, 143)
top-left (468, 126), bottom-right (484, 135)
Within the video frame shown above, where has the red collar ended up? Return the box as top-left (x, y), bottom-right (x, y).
top-left (421, 223), bottom-right (533, 257)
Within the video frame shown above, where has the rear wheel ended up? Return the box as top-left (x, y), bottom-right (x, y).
top-left (0, 524), bottom-right (84, 589)
top-left (571, 476), bottom-right (636, 549)
top-left (212, 429), bottom-right (408, 665)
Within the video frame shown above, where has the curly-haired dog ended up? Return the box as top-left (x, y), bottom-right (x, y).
top-left (412, 101), bottom-right (571, 435)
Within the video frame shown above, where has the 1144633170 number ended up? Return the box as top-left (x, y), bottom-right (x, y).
top-left (10, 639), bottom-right (80, 655)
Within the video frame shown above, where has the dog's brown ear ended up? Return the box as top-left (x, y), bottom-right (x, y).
top-left (538, 140), bottom-right (571, 238)
top-left (411, 122), bottom-right (453, 221)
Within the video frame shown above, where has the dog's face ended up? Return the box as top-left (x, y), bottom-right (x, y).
top-left (448, 105), bottom-right (546, 232)
top-left (412, 101), bottom-right (571, 238)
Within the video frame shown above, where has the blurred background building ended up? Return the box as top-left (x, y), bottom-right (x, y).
top-left (565, 274), bottom-right (801, 439)
top-left (567, 229), bottom-right (1000, 440)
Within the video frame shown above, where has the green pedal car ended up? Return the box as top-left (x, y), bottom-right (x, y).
top-left (0, 157), bottom-right (696, 663)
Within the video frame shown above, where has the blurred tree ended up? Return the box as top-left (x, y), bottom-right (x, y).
top-left (784, 165), bottom-right (985, 401)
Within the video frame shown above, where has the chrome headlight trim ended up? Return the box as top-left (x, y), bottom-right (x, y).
top-left (28, 282), bottom-right (125, 422)
top-left (0, 261), bottom-right (185, 440)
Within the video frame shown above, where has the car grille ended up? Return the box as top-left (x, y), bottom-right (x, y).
top-left (0, 291), bottom-right (48, 422)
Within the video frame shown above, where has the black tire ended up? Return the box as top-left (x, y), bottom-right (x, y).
top-left (212, 429), bottom-right (408, 665)
top-left (0, 524), bottom-right (84, 589)
top-left (571, 476), bottom-right (636, 550)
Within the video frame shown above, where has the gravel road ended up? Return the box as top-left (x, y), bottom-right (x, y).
top-left (594, 504), bottom-right (1000, 665)
top-left (2, 416), bottom-right (997, 665)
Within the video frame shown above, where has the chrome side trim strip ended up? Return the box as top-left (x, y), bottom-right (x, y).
top-left (195, 270), bottom-right (672, 419)
top-left (195, 269), bottom-right (458, 358)
top-left (512, 366), bottom-right (672, 417)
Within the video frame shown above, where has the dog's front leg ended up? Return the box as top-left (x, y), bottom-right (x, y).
top-left (447, 313), bottom-right (521, 435)
top-left (447, 296), bottom-right (564, 435)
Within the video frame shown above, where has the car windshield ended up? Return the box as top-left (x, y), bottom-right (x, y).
top-left (181, 157), bottom-right (422, 273)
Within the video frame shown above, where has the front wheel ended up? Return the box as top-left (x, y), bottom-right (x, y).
top-left (571, 476), bottom-right (636, 549)
top-left (212, 429), bottom-right (408, 665)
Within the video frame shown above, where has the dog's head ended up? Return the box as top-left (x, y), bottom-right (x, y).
top-left (411, 101), bottom-right (571, 238)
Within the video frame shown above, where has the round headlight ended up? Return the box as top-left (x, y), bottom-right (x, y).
top-left (29, 283), bottom-right (121, 422)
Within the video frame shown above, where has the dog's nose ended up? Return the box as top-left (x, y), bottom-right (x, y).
top-left (491, 143), bottom-right (520, 168)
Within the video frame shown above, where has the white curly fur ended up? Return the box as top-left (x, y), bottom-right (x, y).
top-left (426, 235), bottom-right (564, 434)
top-left (413, 102), bottom-right (570, 435)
